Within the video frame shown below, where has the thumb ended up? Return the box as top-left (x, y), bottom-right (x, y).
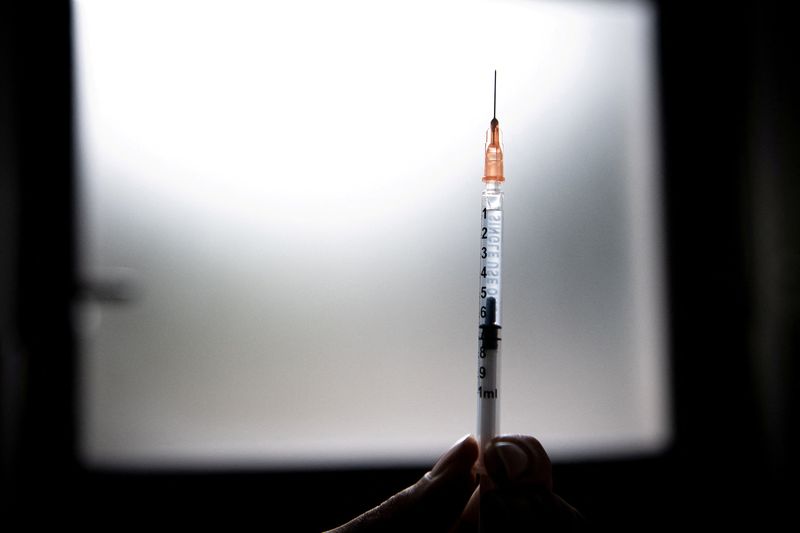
top-left (327, 435), bottom-right (479, 532)
top-left (481, 435), bottom-right (585, 531)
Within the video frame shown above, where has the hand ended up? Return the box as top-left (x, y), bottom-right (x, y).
top-left (479, 435), bottom-right (585, 532)
top-left (326, 434), bottom-right (584, 532)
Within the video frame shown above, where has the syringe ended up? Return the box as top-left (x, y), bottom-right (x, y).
top-left (476, 71), bottom-right (504, 471)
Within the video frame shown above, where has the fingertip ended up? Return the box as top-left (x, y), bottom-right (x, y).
top-left (484, 435), bottom-right (553, 490)
top-left (428, 434), bottom-right (479, 482)
top-left (464, 434), bottom-right (480, 459)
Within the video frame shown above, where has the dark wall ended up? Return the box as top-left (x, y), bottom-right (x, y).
top-left (1, 1), bottom-right (796, 530)
top-left (656, 1), bottom-right (797, 527)
top-left (1, 2), bottom-right (78, 522)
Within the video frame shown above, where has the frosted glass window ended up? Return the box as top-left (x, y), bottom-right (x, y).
top-left (75, 0), bottom-right (669, 468)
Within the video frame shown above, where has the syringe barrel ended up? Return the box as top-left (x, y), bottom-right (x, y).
top-left (477, 181), bottom-right (503, 461)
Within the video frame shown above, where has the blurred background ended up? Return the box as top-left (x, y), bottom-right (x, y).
top-left (1, 0), bottom-right (797, 530)
top-left (74, 0), bottom-right (668, 467)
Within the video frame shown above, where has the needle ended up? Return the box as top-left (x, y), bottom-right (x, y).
top-left (493, 70), bottom-right (497, 120)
